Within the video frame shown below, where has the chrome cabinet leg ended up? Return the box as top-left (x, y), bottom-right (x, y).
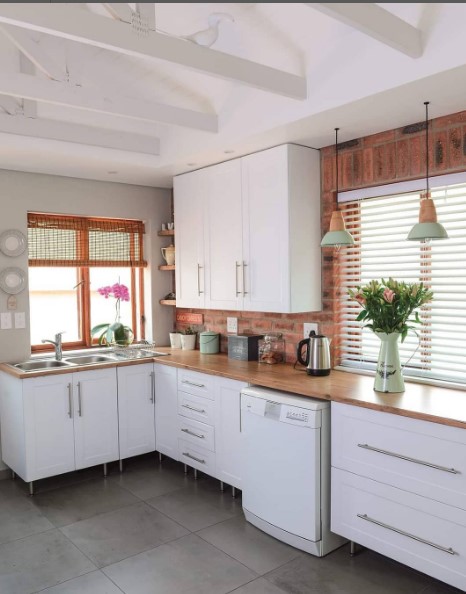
top-left (11, 470), bottom-right (16, 480)
top-left (29, 481), bottom-right (34, 496)
top-left (350, 541), bottom-right (363, 556)
top-left (232, 486), bottom-right (236, 498)
top-left (193, 468), bottom-right (198, 480)
top-left (119, 460), bottom-right (123, 473)
top-left (103, 463), bottom-right (108, 477)
top-left (159, 452), bottom-right (163, 463)
top-left (184, 464), bottom-right (188, 474)
top-left (220, 481), bottom-right (225, 492)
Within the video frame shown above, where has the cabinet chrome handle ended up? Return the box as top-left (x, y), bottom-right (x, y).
top-left (150, 371), bottom-right (155, 403)
top-left (357, 443), bottom-right (460, 474)
top-left (182, 452), bottom-right (205, 465)
top-left (357, 514), bottom-right (456, 555)
top-left (181, 428), bottom-right (205, 439)
top-left (197, 264), bottom-right (204, 296)
top-left (182, 403), bottom-right (206, 414)
top-left (181, 380), bottom-right (205, 388)
top-left (77, 381), bottom-right (82, 417)
top-left (235, 261), bottom-right (241, 296)
top-left (67, 383), bottom-right (73, 418)
top-left (242, 262), bottom-right (248, 295)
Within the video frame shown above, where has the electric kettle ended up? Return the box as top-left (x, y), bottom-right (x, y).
top-left (297, 331), bottom-right (331, 376)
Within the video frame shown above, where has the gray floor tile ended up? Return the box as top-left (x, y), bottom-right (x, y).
top-left (109, 458), bottom-right (191, 500)
top-left (0, 487), bottom-right (54, 545)
top-left (104, 533), bottom-right (257, 594)
top-left (38, 570), bottom-right (123, 593)
top-left (265, 545), bottom-right (431, 594)
top-left (197, 516), bottom-right (301, 575)
top-left (30, 478), bottom-right (139, 527)
top-left (230, 577), bottom-right (288, 594)
top-left (420, 582), bottom-right (465, 594)
top-left (146, 478), bottom-right (243, 531)
top-left (61, 501), bottom-right (189, 567)
top-left (0, 529), bottom-right (96, 594)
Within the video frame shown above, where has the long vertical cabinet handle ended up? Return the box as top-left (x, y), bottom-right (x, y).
top-left (235, 262), bottom-right (242, 296)
top-left (197, 264), bottom-right (204, 296)
top-left (67, 383), bottom-right (73, 418)
top-left (150, 371), bottom-right (155, 404)
top-left (77, 381), bottom-right (83, 417)
top-left (242, 262), bottom-right (248, 295)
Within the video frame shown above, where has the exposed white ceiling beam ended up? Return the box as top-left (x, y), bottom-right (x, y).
top-left (0, 95), bottom-right (18, 115)
top-left (101, 3), bottom-right (132, 23)
top-left (0, 112), bottom-right (160, 155)
top-left (19, 53), bottom-right (37, 118)
top-left (0, 72), bottom-right (218, 132)
top-left (0, 24), bottom-right (65, 80)
top-left (0, 3), bottom-right (307, 100)
top-left (136, 3), bottom-right (156, 31)
top-left (307, 3), bottom-right (423, 58)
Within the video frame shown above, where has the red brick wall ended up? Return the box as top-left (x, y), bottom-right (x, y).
top-left (175, 109), bottom-right (466, 363)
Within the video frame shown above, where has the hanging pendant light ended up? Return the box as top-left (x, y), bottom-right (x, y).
top-left (321, 128), bottom-right (355, 248)
top-left (407, 102), bottom-right (448, 242)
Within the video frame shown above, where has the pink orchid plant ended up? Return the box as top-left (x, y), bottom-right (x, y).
top-left (91, 282), bottom-right (133, 346)
top-left (348, 278), bottom-right (433, 342)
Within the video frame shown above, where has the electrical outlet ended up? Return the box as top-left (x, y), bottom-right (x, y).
top-left (303, 323), bottom-right (319, 338)
top-left (0, 312), bottom-right (12, 330)
top-left (227, 317), bottom-right (238, 334)
top-left (14, 312), bottom-right (26, 329)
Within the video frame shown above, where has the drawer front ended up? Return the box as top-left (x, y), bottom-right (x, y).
top-left (178, 370), bottom-right (215, 400)
top-left (178, 439), bottom-right (216, 475)
top-left (178, 417), bottom-right (215, 452)
top-left (332, 402), bottom-right (466, 510)
top-left (332, 468), bottom-right (466, 592)
top-left (178, 392), bottom-right (215, 425)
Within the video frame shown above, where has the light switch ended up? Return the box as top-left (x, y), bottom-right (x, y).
top-left (14, 312), bottom-right (26, 329)
top-left (227, 317), bottom-right (238, 334)
top-left (1, 312), bottom-right (12, 330)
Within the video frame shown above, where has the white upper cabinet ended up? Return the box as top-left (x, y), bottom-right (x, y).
top-left (174, 144), bottom-right (321, 313)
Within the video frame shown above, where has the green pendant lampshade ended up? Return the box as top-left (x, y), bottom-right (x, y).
top-left (321, 127), bottom-right (355, 248)
top-left (407, 101), bottom-right (449, 242)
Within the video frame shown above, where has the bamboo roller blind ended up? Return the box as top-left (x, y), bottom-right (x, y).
top-left (27, 213), bottom-right (147, 268)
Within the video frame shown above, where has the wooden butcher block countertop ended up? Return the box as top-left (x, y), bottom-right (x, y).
top-left (1, 348), bottom-right (466, 430)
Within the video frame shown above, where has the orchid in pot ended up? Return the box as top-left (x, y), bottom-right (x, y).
top-left (91, 282), bottom-right (134, 346)
top-left (348, 278), bottom-right (433, 393)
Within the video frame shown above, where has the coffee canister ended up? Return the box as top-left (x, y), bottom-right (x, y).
top-left (199, 331), bottom-right (219, 354)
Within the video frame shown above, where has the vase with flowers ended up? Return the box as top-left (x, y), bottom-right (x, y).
top-left (348, 278), bottom-right (433, 393)
top-left (91, 282), bottom-right (134, 346)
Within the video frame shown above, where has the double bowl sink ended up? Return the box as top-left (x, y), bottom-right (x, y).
top-left (14, 350), bottom-right (168, 372)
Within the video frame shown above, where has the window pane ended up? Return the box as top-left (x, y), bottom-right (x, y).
top-left (89, 268), bottom-right (133, 337)
top-left (29, 268), bottom-right (80, 344)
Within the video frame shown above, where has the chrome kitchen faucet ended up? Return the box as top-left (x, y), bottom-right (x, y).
top-left (41, 332), bottom-right (65, 361)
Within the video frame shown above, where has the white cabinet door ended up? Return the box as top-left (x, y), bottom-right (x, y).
top-left (154, 364), bottom-right (179, 460)
top-left (117, 363), bottom-right (155, 460)
top-left (174, 169), bottom-right (206, 308)
top-left (214, 377), bottom-right (247, 489)
top-left (73, 369), bottom-right (119, 470)
top-left (204, 159), bottom-right (243, 310)
top-left (23, 375), bottom-right (75, 481)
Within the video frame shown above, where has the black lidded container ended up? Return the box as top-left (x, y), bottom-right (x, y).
top-left (228, 334), bottom-right (264, 361)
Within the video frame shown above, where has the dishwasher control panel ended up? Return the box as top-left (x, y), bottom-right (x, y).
top-left (241, 393), bottom-right (320, 428)
top-left (280, 406), bottom-right (314, 427)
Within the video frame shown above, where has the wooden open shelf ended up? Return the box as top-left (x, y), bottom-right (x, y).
top-left (158, 229), bottom-right (175, 236)
top-left (159, 299), bottom-right (176, 306)
top-left (158, 265), bottom-right (175, 271)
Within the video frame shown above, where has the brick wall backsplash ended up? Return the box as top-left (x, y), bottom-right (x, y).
top-left (175, 108), bottom-right (466, 363)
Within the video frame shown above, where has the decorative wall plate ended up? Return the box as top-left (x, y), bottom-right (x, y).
top-left (0, 229), bottom-right (27, 257)
top-left (0, 267), bottom-right (26, 294)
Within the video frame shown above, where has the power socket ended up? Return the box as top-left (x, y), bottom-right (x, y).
top-left (227, 317), bottom-right (238, 334)
top-left (303, 322), bottom-right (319, 338)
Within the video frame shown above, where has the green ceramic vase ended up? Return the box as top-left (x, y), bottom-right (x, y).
top-left (374, 331), bottom-right (405, 393)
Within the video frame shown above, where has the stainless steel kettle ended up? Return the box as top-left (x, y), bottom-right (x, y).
top-left (297, 331), bottom-right (331, 376)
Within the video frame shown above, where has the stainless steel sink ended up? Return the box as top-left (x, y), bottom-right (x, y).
top-left (64, 354), bottom-right (116, 365)
top-left (15, 360), bottom-right (72, 371)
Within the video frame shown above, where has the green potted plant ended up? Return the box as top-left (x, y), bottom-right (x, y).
top-left (180, 326), bottom-right (197, 350)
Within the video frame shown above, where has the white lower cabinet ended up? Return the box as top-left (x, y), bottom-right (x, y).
top-left (117, 363), bottom-right (155, 461)
top-left (0, 368), bottom-right (119, 484)
top-left (331, 402), bottom-right (466, 591)
top-left (154, 364), bottom-right (179, 461)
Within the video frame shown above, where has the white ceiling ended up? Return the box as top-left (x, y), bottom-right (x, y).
top-left (0, 3), bottom-right (465, 188)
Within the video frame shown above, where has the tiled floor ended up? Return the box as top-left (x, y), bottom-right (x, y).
top-left (0, 455), bottom-right (463, 594)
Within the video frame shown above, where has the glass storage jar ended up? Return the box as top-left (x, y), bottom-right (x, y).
top-left (258, 332), bottom-right (285, 364)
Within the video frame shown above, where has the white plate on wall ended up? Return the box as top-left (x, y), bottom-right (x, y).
top-left (0, 229), bottom-right (27, 257)
top-left (0, 267), bottom-right (26, 294)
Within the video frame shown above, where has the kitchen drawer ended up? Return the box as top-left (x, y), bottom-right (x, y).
top-left (179, 439), bottom-right (216, 475)
top-left (332, 468), bottom-right (466, 592)
top-left (178, 417), bottom-right (215, 452)
top-left (178, 391), bottom-right (215, 425)
top-left (178, 370), bottom-right (215, 400)
top-left (332, 402), bottom-right (466, 510)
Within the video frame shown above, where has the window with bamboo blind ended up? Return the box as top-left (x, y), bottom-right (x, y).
top-left (337, 182), bottom-right (466, 386)
top-left (27, 213), bottom-right (146, 350)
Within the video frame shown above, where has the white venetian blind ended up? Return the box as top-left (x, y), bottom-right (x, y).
top-left (337, 182), bottom-right (466, 385)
